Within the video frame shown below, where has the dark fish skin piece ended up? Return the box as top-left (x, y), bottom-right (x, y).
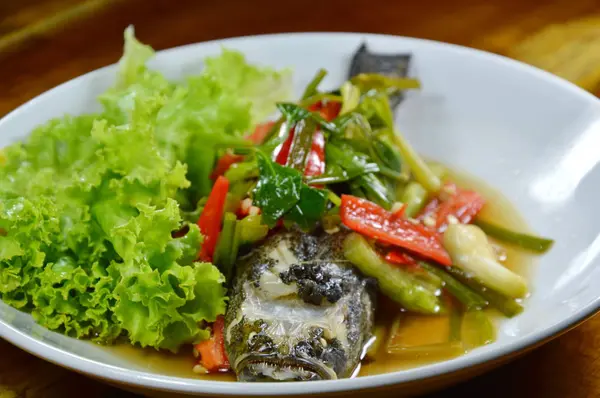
top-left (348, 43), bottom-right (412, 109)
top-left (224, 230), bottom-right (376, 382)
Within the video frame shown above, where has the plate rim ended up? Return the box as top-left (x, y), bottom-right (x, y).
top-left (1, 31), bottom-right (599, 396)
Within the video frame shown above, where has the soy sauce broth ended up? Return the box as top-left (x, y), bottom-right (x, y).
top-left (104, 166), bottom-right (535, 381)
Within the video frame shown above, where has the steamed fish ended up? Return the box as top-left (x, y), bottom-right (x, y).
top-left (224, 230), bottom-right (376, 381)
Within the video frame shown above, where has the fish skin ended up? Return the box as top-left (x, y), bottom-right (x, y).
top-left (224, 229), bottom-right (376, 382)
top-left (348, 43), bottom-right (412, 109)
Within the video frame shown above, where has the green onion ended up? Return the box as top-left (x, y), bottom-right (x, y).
top-left (301, 68), bottom-right (327, 99)
top-left (419, 262), bottom-right (489, 310)
top-left (442, 265), bottom-right (524, 318)
top-left (474, 219), bottom-right (554, 253)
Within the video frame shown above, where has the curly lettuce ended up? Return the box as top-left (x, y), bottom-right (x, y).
top-left (0, 26), bottom-right (292, 352)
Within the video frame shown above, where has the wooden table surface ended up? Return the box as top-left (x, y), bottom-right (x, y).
top-left (1, 0), bottom-right (600, 397)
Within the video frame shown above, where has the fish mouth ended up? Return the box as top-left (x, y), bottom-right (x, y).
top-left (235, 354), bottom-right (337, 382)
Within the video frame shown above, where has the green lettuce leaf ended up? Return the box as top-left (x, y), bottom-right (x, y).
top-left (0, 25), bottom-right (294, 352)
top-left (204, 49), bottom-right (293, 125)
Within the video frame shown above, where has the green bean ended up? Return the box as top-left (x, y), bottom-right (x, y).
top-left (475, 218), bottom-right (554, 253)
top-left (419, 262), bottom-right (488, 310)
top-left (443, 265), bottom-right (524, 318)
top-left (400, 182), bottom-right (428, 218)
top-left (343, 233), bottom-right (442, 314)
top-left (392, 132), bottom-right (441, 193)
top-left (301, 68), bottom-right (328, 99)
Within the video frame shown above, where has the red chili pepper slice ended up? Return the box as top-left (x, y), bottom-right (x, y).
top-left (340, 194), bottom-right (452, 266)
top-left (197, 176), bottom-right (229, 262)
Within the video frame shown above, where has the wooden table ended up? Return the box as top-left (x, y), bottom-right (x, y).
top-left (1, 0), bottom-right (600, 396)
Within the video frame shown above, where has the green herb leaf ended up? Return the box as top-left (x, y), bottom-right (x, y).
top-left (326, 142), bottom-right (380, 178)
top-left (284, 185), bottom-right (328, 231)
top-left (253, 152), bottom-right (303, 227)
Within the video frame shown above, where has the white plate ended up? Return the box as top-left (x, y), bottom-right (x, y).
top-left (1, 32), bottom-right (600, 397)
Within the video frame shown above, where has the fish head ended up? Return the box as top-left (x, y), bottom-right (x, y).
top-left (224, 230), bottom-right (375, 382)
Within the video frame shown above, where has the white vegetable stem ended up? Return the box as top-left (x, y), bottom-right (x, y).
top-left (443, 224), bottom-right (528, 299)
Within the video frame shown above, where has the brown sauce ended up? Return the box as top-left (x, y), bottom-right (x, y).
top-left (104, 166), bottom-right (536, 382)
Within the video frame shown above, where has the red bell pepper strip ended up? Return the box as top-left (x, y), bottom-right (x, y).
top-left (210, 153), bottom-right (245, 180)
top-left (246, 120), bottom-right (276, 145)
top-left (194, 315), bottom-right (230, 373)
top-left (340, 195), bottom-right (452, 266)
top-left (197, 176), bottom-right (229, 262)
top-left (419, 183), bottom-right (485, 232)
